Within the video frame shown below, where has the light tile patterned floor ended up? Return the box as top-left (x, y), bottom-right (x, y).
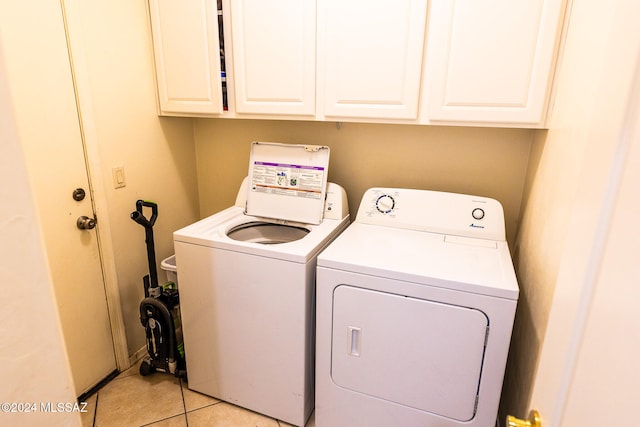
top-left (81, 361), bottom-right (315, 427)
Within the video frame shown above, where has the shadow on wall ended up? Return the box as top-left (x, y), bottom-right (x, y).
top-left (193, 118), bottom-right (536, 247)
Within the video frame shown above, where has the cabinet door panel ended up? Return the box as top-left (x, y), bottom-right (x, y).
top-left (319, 0), bottom-right (428, 120)
top-left (149, 0), bottom-right (223, 115)
top-left (425, 0), bottom-right (564, 125)
top-left (231, 0), bottom-right (316, 115)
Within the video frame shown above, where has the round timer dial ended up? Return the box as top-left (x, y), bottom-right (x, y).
top-left (375, 194), bottom-right (396, 214)
top-left (472, 208), bottom-right (485, 220)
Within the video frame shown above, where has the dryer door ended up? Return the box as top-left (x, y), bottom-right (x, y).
top-left (331, 285), bottom-right (488, 421)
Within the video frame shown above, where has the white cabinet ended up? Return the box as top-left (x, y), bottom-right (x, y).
top-left (230, 0), bottom-right (316, 116)
top-left (148, 0), bottom-right (566, 127)
top-left (423, 0), bottom-right (566, 126)
top-left (317, 0), bottom-right (428, 120)
top-left (148, 0), bottom-right (223, 115)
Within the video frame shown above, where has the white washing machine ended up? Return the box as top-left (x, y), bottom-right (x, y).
top-left (174, 142), bottom-right (349, 427)
top-left (315, 188), bottom-right (519, 427)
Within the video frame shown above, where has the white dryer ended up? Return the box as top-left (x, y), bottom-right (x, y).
top-left (315, 188), bottom-right (519, 427)
top-left (174, 142), bottom-right (349, 427)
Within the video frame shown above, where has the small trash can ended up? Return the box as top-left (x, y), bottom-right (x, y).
top-left (161, 254), bottom-right (178, 287)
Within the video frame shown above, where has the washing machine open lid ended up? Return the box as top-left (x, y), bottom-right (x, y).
top-left (245, 142), bottom-right (330, 225)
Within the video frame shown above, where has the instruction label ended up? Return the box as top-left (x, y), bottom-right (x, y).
top-left (251, 162), bottom-right (325, 199)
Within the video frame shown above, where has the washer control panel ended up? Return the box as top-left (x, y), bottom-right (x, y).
top-left (357, 188), bottom-right (505, 241)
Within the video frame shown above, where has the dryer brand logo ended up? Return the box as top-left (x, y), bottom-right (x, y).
top-left (469, 223), bottom-right (485, 229)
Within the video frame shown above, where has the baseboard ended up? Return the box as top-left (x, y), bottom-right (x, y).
top-left (77, 369), bottom-right (118, 402)
top-left (129, 345), bottom-right (147, 367)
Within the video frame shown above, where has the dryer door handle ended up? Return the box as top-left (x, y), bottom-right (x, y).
top-left (348, 326), bottom-right (361, 357)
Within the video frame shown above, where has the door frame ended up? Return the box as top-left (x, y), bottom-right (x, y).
top-left (60, 0), bottom-right (129, 372)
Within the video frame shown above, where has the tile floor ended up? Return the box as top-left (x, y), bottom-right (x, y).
top-left (81, 361), bottom-right (315, 427)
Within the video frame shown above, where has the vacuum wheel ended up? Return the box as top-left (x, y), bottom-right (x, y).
top-left (139, 360), bottom-right (154, 376)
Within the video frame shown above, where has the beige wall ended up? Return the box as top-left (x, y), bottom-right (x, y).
top-left (194, 119), bottom-right (534, 247)
top-left (69, 0), bottom-right (200, 355)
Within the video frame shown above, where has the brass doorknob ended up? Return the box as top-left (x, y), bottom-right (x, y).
top-left (506, 410), bottom-right (541, 427)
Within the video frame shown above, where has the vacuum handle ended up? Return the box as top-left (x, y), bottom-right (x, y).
top-left (130, 199), bottom-right (160, 289)
top-left (130, 200), bottom-right (158, 227)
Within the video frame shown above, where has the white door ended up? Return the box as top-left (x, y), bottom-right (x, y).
top-left (522, 69), bottom-right (640, 427)
top-left (318, 0), bottom-right (427, 120)
top-left (230, 0), bottom-right (316, 115)
top-left (424, 0), bottom-right (565, 126)
top-left (148, 0), bottom-right (224, 115)
top-left (0, 0), bottom-right (117, 396)
top-left (514, 2), bottom-right (640, 424)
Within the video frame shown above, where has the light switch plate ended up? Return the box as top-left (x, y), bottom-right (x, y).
top-left (112, 166), bottom-right (126, 189)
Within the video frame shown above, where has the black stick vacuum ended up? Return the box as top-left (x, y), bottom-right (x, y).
top-left (131, 200), bottom-right (186, 379)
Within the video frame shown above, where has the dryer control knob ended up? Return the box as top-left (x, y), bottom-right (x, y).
top-left (376, 194), bottom-right (396, 214)
top-left (472, 208), bottom-right (485, 220)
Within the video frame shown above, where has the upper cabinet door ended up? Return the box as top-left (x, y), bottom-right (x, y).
top-left (149, 0), bottom-right (223, 115)
top-left (318, 0), bottom-right (428, 120)
top-left (230, 0), bottom-right (316, 116)
top-left (424, 0), bottom-right (565, 126)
